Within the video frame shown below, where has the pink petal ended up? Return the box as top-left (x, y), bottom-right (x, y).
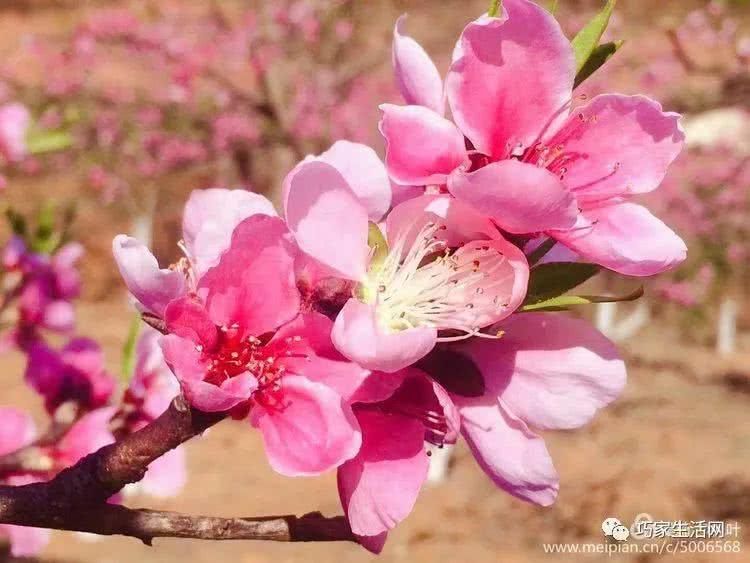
top-left (160, 334), bottom-right (257, 412)
top-left (456, 313), bottom-right (625, 430)
top-left (332, 299), bottom-right (437, 373)
top-left (384, 369), bottom-right (461, 445)
top-left (379, 103), bottom-right (467, 186)
top-left (250, 375), bottom-right (361, 476)
top-left (140, 446), bottom-right (187, 498)
top-left (0, 102), bottom-right (31, 162)
top-left (266, 313), bottom-right (371, 402)
top-left (550, 95), bottom-right (684, 204)
top-left (316, 141), bottom-right (392, 222)
top-left (41, 300), bottom-right (76, 332)
top-left (385, 194), bottom-right (498, 248)
top-left (0, 407), bottom-right (36, 455)
top-left (446, 0), bottom-right (575, 159)
top-left (182, 188), bottom-right (278, 278)
top-left (199, 215), bottom-right (300, 336)
top-left (552, 202), bottom-right (687, 276)
top-left (164, 295), bottom-right (219, 350)
top-left (112, 235), bottom-right (186, 317)
top-left (55, 406), bottom-right (116, 467)
top-left (457, 398), bottom-right (559, 505)
top-left (392, 15), bottom-right (445, 115)
top-left (337, 410), bottom-right (428, 536)
top-left (0, 525), bottom-right (50, 558)
top-left (448, 160), bottom-right (579, 233)
top-left (284, 160), bottom-right (369, 281)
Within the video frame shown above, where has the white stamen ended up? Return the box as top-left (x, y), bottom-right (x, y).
top-left (361, 223), bottom-right (513, 340)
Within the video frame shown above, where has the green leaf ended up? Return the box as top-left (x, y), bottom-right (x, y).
top-left (31, 202), bottom-right (57, 254)
top-left (571, 0), bottom-right (617, 72)
top-left (574, 40), bottom-right (624, 88)
top-left (26, 130), bottom-right (73, 155)
top-left (524, 262), bottom-right (600, 306)
top-left (521, 286), bottom-right (644, 312)
top-left (121, 314), bottom-right (142, 382)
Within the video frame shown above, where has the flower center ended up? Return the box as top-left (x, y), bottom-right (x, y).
top-left (362, 223), bottom-right (512, 340)
top-left (201, 327), bottom-right (286, 391)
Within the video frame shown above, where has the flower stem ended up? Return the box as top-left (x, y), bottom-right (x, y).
top-left (488, 0), bottom-right (502, 17)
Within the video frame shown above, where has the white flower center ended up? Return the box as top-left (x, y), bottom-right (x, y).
top-left (361, 223), bottom-right (515, 340)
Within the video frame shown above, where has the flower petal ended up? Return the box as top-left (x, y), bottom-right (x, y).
top-left (379, 103), bottom-right (467, 186)
top-left (250, 375), bottom-right (361, 476)
top-left (446, 0), bottom-right (575, 159)
top-left (198, 215), bottom-right (300, 336)
top-left (392, 15), bottom-right (445, 115)
top-left (182, 188), bottom-right (278, 278)
top-left (160, 334), bottom-right (257, 412)
top-left (385, 194), bottom-right (498, 248)
top-left (140, 446), bottom-right (187, 498)
top-left (448, 160), bottom-right (579, 233)
top-left (332, 299), bottom-right (437, 373)
top-left (112, 235), bottom-right (186, 317)
top-left (55, 406), bottom-right (116, 467)
top-left (0, 525), bottom-right (50, 558)
top-left (164, 295), bottom-right (219, 350)
top-left (337, 409), bottom-right (428, 536)
top-left (455, 313), bottom-right (625, 430)
top-left (316, 141), bottom-right (392, 222)
top-left (456, 398), bottom-right (559, 505)
top-left (266, 312), bottom-right (372, 402)
top-left (284, 160), bottom-right (369, 281)
top-left (552, 202), bottom-right (687, 276)
top-left (0, 408), bottom-right (36, 455)
top-left (551, 95), bottom-right (684, 204)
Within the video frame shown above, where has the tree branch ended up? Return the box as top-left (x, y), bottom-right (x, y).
top-left (0, 395), bottom-right (356, 546)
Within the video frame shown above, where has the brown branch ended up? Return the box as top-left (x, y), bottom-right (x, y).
top-left (0, 492), bottom-right (354, 545)
top-left (0, 395), bottom-right (357, 546)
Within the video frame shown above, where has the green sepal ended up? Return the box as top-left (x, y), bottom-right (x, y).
top-left (523, 262), bottom-right (600, 307)
top-left (574, 40), bottom-right (624, 88)
top-left (521, 286), bottom-right (644, 312)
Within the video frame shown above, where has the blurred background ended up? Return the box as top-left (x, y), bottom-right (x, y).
top-left (1, 0), bottom-right (749, 561)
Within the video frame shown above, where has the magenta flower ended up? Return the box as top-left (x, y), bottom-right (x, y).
top-left (0, 408), bottom-right (50, 558)
top-left (284, 146), bottom-right (528, 372)
top-left (383, 0), bottom-right (686, 276)
top-left (24, 337), bottom-right (115, 414)
top-left (4, 239), bottom-right (83, 338)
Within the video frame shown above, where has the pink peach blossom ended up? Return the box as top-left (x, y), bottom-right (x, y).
top-left (25, 338), bottom-right (115, 414)
top-left (158, 215), bottom-right (364, 476)
top-left (0, 408), bottom-right (50, 557)
top-left (0, 103), bottom-right (30, 162)
top-left (284, 150), bottom-right (528, 372)
top-left (384, 0), bottom-right (686, 276)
